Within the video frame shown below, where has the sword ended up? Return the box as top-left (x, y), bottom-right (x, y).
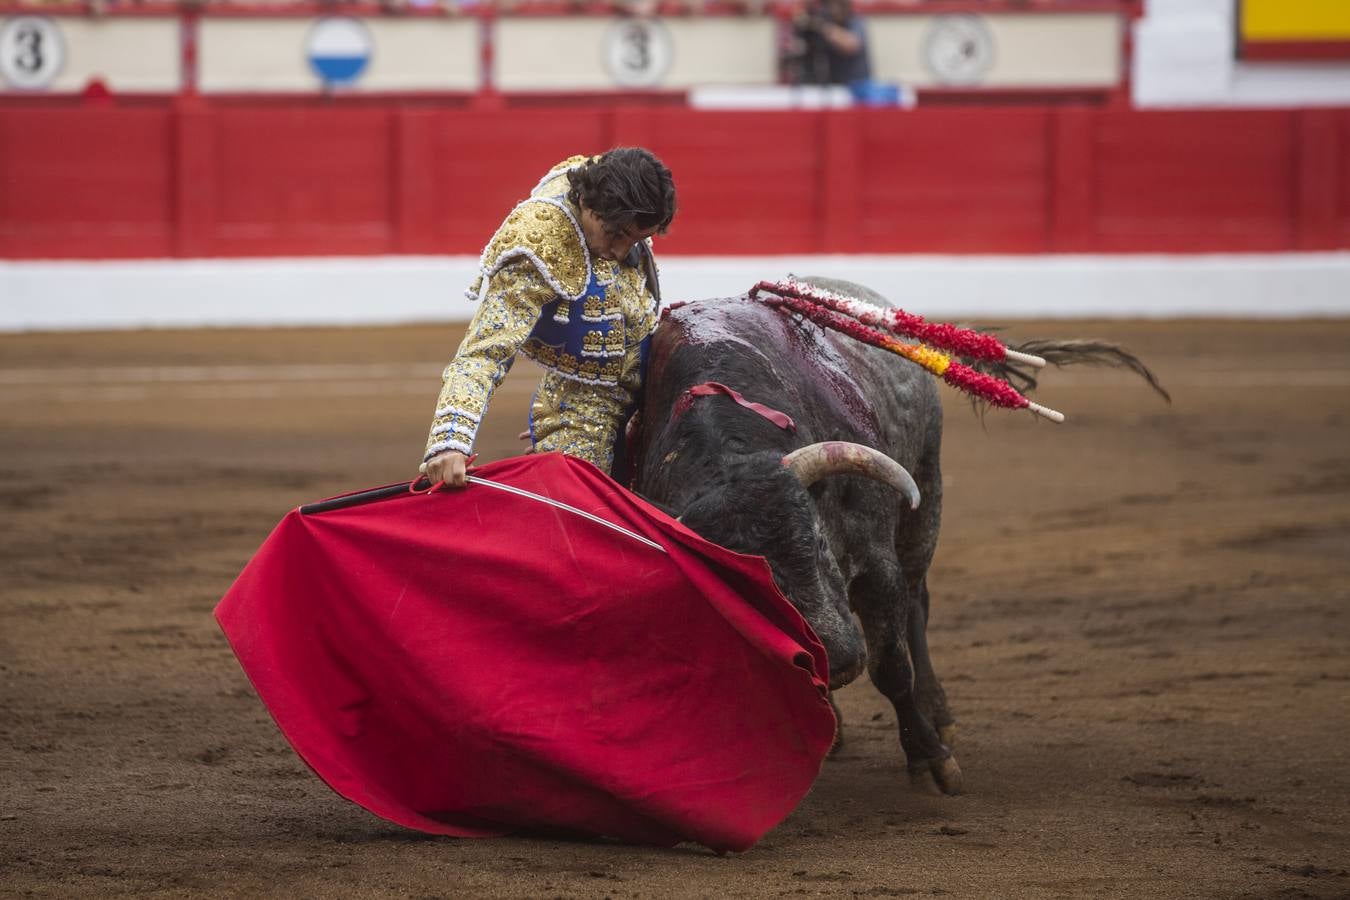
top-left (299, 475), bottom-right (666, 554)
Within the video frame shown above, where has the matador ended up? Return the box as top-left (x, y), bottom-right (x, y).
top-left (422, 149), bottom-right (678, 487)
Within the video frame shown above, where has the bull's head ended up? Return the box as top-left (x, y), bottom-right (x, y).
top-left (675, 441), bottom-right (919, 690)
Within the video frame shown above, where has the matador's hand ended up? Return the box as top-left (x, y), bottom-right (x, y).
top-left (423, 450), bottom-right (471, 488)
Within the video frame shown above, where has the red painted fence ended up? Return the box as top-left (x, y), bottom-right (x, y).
top-left (1, 102), bottom-right (1346, 258)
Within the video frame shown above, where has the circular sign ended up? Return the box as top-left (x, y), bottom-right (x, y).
top-left (0, 16), bottom-right (65, 91)
top-left (306, 18), bottom-right (373, 87)
top-left (603, 18), bottom-right (673, 88)
top-left (921, 15), bottom-right (995, 86)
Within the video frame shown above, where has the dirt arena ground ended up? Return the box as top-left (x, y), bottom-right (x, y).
top-left (1, 318), bottom-right (1348, 899)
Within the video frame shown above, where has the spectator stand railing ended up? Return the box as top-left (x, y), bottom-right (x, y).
top-left (0, 0), bottom-right (1137, 106)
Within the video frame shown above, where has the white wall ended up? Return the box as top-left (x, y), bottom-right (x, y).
top-left (0, 17), bottom-right (180, 93)
top-left (494, 16), bottom-right (776, 90)
top-left (3, 254), bottom-right (1347, 332)
top-left (869, 12), bottom-right (1122, 88)
top-left (1134, 0), bottom-right (1350, 107)
top-left (199, 18), bottom-right (479, 93)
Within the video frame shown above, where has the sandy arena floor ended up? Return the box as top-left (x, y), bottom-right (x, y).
top-left (1, 318), bottom-right (1348, 898)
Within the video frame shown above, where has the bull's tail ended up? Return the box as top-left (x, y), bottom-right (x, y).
top-left (968, 337), bottom-right (1171, 412)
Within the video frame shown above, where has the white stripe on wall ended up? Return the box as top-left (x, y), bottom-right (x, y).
top-left (2, 253), bottom-right (1348, 332)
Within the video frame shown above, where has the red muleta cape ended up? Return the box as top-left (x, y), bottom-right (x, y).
top-left (214, 452), bottom-right (835, 852)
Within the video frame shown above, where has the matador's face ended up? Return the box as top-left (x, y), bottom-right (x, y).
top-left (579, 203), bottom-right (658, 264)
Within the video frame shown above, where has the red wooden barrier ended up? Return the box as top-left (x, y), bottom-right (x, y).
top-left (0, 108), bottom-right (175, 258)
top-left (0, 103), bottom-right (1345, 258)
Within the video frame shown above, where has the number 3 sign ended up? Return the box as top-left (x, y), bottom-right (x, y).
top-left (1, 17), bottom-right (65, 90)
top-left (603, 18), bottom-right (673, 88)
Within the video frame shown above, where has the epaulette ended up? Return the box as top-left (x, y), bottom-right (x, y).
top-left (468, 198), bottom-right (590, 302)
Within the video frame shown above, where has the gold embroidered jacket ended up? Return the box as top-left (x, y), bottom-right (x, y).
top-left (424, 156), bottom-right (660, 474)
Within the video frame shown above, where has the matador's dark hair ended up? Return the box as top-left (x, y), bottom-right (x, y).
top-left (567, 147), bottom-right (677, 236)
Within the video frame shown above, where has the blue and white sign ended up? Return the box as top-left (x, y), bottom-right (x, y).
top-left (306, 18), bottom-right (373, 87)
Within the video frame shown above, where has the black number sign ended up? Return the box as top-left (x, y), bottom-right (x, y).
top-left (621, 22), bottom-right (651, 73)
top-left (604, 17), bottom-right (671, 88)
top-left (15, 25), bottom-right (43, 74)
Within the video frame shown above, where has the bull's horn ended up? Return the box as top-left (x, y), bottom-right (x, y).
top-left (782, 442), bottom-right (921, 510)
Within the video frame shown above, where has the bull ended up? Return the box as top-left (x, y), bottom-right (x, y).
top-left (632, 277), bottom-right (1166, 795)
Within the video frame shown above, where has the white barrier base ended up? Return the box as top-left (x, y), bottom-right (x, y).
top-left (2, 253), bottom-right (1348, 332)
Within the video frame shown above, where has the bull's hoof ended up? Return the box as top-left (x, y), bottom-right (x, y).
top-left (932, 755), bottom-right (964, 795)
top-left (907, 762), bottom-right (941, 795)
top-left (908, 755), bottom-right (964, 796)
top-left (938, 723), bottom-right (957, 749)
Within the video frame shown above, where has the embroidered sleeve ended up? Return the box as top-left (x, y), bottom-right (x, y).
top-left (424, 261), bottom-right (557, 462)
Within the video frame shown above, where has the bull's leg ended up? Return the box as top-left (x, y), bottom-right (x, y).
top-left (852, 564), bottom-right (963, 795)
top-left (892, 449), bottom-right (956, 751)
top-left (907, 580), bottom-right (956, 748)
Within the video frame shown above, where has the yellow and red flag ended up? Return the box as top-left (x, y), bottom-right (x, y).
top-left (1241, 0), bottom-right (1350, 60)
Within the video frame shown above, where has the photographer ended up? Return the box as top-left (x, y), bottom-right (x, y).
top-left (788, 0), bottom-right (872, 86)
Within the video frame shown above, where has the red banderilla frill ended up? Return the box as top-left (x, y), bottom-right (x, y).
top-left (750, 278), bottom-right (1048, 370)
top-left (751, 281), bottom-right (1064, 423)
